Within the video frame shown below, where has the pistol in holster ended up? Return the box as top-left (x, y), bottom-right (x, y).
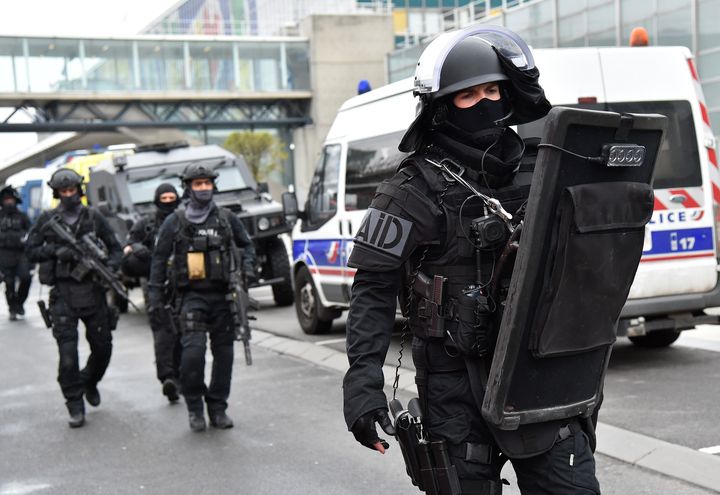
top-left (413, 272), bottom-right (447, 339)
top-left (389, 398), bottom-right (462, 495)
top-left (38, 300), bottom-right (53, 329)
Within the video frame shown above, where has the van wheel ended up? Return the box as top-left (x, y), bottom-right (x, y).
top-left (268, 238), bottom-right (294, 307)
top-left (295, 266), bottom-right (333, 335)
top-left (628, 330), bottom-right (681, 348)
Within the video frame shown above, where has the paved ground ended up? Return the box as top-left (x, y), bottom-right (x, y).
top-left (0, 287), bottom-right (718, 494)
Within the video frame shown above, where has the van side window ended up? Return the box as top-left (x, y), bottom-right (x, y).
top-left (516, 101), bottom-right (701, 189)
top-left (346, 132), bottom-right (408, 211)
top-left (304, 144), bottom-right (341, 230)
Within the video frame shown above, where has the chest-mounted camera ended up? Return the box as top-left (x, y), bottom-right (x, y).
top-left (471, 214), bottom-right (507, 248)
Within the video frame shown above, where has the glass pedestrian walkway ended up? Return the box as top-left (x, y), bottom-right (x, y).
top-left (0, 35), bottom-right (310, 94)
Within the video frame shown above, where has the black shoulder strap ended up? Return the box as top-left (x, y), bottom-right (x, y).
top-left (408, 154), bottom-right (449, 194)
top-left (217, 207), bottom-right (232, 226)
top-left (86, 206), bottom-right (96, 225)
top-left (175, 208), bottom-right (188, 230)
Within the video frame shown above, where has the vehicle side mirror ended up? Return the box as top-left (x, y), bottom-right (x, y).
top-left (257, 182), bottom-right (270, 194)
top-left (282, 191), bottom-right (301, 224)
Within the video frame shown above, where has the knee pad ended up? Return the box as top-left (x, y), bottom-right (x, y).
top-left (181, 331), bottom-right (207, 350)
top-left (52, 317), bottom-right (78, 343)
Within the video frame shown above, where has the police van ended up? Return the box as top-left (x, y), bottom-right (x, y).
top-left (292, 45), bottom-right (720, 345)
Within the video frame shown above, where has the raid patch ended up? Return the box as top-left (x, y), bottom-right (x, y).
top-left (354, 208), bottom-right (412, 257)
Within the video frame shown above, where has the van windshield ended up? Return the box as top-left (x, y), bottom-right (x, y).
top-left (345, 132), bottom-right (408, 211)
top-left (126, 161), bottom-right (249, 204)
top-left (517, 100), bottom-right (702, 189)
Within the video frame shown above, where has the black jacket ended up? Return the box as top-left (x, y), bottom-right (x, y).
top-left (0, 207), bottom-right (31, 266)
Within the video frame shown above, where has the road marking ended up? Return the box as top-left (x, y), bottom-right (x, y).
top-left (0, 482), bottom-right (52, 495)
top-left (314, 337), bottom-right (347, 346)
top-left (699, 445), bottom-right (720, 454)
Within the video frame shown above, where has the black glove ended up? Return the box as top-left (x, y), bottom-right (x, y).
top-left (131, 243), bottom-right (151, 260)
top-left (40, 243), bottom-right (57, 259)
top-left (147, 290), bottom-right (163, 313)
top-left (351, 409), bottom-right (396, 452)
top-left (147, 304), bottom-right (165, 328)
top-left (55, 246), bottom-right (77, 262)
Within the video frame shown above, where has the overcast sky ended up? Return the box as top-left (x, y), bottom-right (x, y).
top-left (0, 0), bottom-right (179, 37)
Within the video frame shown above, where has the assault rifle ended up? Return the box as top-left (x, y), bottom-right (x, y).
top-left (227, 246), bottom-right (259, 365)
top-left (42, 214), bottom-right (140, 312)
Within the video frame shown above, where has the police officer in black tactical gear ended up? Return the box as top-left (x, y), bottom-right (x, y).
top-left (122, 183), bottom-right (182, 402)
top-left (148, 164), bottom-right (256, 432)
top-left (343, 28), bottom-right (601, 494)
top-left (0, 185), bottom-right (32, 321)
top-left (26, 168), bottom-right (122, 428)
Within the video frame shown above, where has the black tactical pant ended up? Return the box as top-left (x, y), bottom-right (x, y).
top-left (178, 290), bottom-right (235, 415)
top-left (50, 282), bottom-right (113, 412)
top-left (0, 255), bottom-right (31, 314)
top-left (413, 338), bottom-right (601, 495)
top-left (148, 306), bottom-right (182, 383)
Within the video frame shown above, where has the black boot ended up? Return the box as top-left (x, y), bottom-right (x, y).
top-left (162, 378), bottom-right (180, 403)
top-left (85, 383), bottom-right (101, 407)
top-left (209, 411), bottom-right (234, 429)
top-left (67, 401), bottom-right (85, 428)
top-left (188, 411), bottom-right (207, 432)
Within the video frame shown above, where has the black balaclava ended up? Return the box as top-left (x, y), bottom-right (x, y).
top-left (434, 81), bottom-right (512, 148)
top-left (153, 183), bottom-right (179, 222)
top-left (58, 193), bottom-right (83, 224)
top-left (428, 86), bottom-right (523, 187)
top-left (185, 187), bottom-right (214, 225)
top-left (444, 97), bottom-right (509, 144)
top-left (1, 197), bottom-right (17, 212)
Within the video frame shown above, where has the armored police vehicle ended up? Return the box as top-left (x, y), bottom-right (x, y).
top-left (292, 44), bottom-right (720, 344)
top-left (86, 141), bottom-right (294, 307)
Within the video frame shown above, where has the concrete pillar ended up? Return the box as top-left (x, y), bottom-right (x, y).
top-left (291, 13), bottom-right (394, 204)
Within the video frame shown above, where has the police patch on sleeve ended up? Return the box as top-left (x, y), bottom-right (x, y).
top-left (354, 208), bottom-right (413, 257)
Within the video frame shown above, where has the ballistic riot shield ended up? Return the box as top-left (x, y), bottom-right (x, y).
top-left (482, 107), bottom-right (667, 430)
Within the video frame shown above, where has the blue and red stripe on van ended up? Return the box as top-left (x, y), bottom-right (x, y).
top-left (641, 226), bottom-right (715, 262)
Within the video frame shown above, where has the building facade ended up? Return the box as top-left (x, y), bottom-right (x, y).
top-left (388, 0), bottom-right (720, 142)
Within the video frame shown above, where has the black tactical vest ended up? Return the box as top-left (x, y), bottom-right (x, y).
top-left (0, 210), bottom-right (27, 250)
top-left (171, 208), bottom-right (234, 291)
top-left (403, 146), bottom-right (536, 346)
